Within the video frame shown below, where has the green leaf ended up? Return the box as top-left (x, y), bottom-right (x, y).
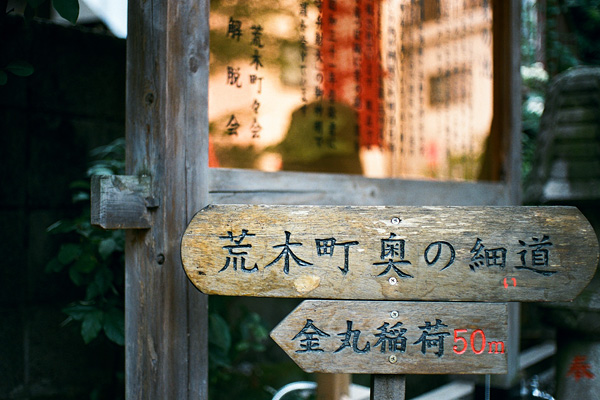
top-left (6, 60), bottom-right (34, 77)
top-left (45, 258), bottom-right (65, 273)
top-left (81, 310), bottom-right (103, 343)
top-left (72, 191), bottom-right (89, 203)
top-left (103, 308), bottom-right (125, 346)
top-left (89, 138), bottom-right (126, 159)
top-left (87, 165), bottom-right (116, 177)
top-left (209, 313), bottom-right (231, 353)
top-left (68, 265), bottom-right (85, 286)
top-left (98, 238), bottom-right (116, 260)
top-left (47, 220), bottom-right (78, 234)
top-left (73, 253), bottom-right (97, 273)
top-left (209, 347), bottom-right (231, 368)
top-left (0, 71), bottom-right (7, 85)
top-left (94, 267), bottom-right (114, 293)
top-left (46, 220), bottom-right (63, 233)
top-left (52, 0), bottom-right (79, 24)
top-left (85, 281), bottom-right (101, 300)
top-left (58, 243), bottom-right (82, 264)
top-left (85, 267), bottom-right (113, 300)
top-left (234, 342), bottom-right (250, 352)
top-left (69, 180), bottom-right (90, 190)
top-left (63, 303), bottom-right (96, 320)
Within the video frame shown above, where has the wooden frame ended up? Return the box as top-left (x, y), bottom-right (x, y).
top-left (209, 168), bottom-right (514, 206)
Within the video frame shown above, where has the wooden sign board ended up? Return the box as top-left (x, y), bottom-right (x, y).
top-left (181, 205), bottom-right (598, 302)
top-left (270, 300), bottom-right (508, 374)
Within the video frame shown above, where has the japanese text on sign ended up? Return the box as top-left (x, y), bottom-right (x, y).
top-left (216, 228), bottom-right (557, 278)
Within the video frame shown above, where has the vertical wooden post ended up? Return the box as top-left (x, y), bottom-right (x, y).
top-left (492, 0), bottom-right (522, 390)
top-left (317, 373), bottom-right (350, 400)
top-left (126, 0), bottom-right (209, 398)
top-left (370, 375), bottom-right (406, 400)
top-left (493, 0), bottom-right (522, 205)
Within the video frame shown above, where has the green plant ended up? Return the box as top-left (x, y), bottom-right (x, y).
top-left (521, 62), bottom-right (548, 181)
top-left (45, 139), bottom-right (285, 399)
top-left (519, 0), bottom-right (600, 183)
top-left (46, 138), bottom-right (126, 345)
top-left (0, 59), bottom-right (34, 85)
top-left (2, 0), bottom-right (80, 85)
top-left (13, 0), bottom-right (80, 24)
top-left (208, 297), bottom-right (275, 400)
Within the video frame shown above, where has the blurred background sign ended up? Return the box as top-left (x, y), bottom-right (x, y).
top-left (209, 0), bottom-right (494, 180)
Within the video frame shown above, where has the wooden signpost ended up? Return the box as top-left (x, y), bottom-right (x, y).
top-left (180, 204), bottom-right (598, 399)
top-left (270, 300), bottom-right (508, 375)
top-left (181, 204), bottom-right (598, 302)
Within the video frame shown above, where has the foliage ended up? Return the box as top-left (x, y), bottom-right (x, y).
top-left (208, 296), bottom-right (303, 400)
top-left (2, 0), bottom-right (79, 85)
top-left (520, 0), bottom-right (600, 182)
top-left (546, 0), bottom-right (600, 76)
top-left (0, 59), bottom-right (34, 85)
top-left (21, 0), bottom-right (80, 24)
top-left (521, 63), bottom-right (548, 181)
top-left (45, 138), bottom-right (288, 398)
top-left (46, 138), bottom-right (126, 345)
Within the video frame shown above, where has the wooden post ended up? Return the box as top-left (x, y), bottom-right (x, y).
top-left (492, 0), bottom-right (523, 390)
top-left (317, 373), bottom-right (350, 400)
top-left (126, 0), bottom-right (209, 398)
top-left (370, 375), bottom-right (406, 400)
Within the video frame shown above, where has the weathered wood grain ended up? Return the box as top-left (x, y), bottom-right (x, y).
top-left (90, 175), bottom-right (154, 229)
top-left (270, 300), bottom-right (508, 374)
top-left (181, 204), bottom-right (598, 302)
top-left (316, 374), bottom-right (350, 400)
top-left (371, 375), bottom-right (406, 400)
top-left (208, 168), bottom-right (512, 206)
top-left (126, 0), bottom-right (209, 398)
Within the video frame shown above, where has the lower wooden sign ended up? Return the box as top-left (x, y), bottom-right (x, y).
top-left (270, 300), bottom-right (508, 375)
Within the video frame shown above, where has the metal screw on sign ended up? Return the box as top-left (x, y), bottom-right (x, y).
top-left (390, 311), bottom-right (399, 318)
top-left (389, 355), bottom-right (397, 364)
top-left (391, 217), bottom-right (401, 224)
top-left (389, 277), bottom-right (398, 285)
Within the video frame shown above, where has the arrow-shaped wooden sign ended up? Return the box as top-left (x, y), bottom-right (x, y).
top-left (181, 205), bottom-right (598, 302)
top-left (270, 300), bottom-right (508, 374)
